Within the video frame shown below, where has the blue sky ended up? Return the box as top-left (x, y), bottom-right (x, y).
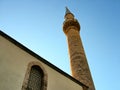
top-left (0, 0), bottom-right (120, 90)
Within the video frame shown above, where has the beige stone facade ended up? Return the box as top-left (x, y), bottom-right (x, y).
top-left (0, 31), bottom-right (87, 90)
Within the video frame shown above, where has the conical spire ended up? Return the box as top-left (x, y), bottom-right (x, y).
top-left (65, 7), bottom-right (71, 15)
top-left (65, 7), bottom-right (74, 18)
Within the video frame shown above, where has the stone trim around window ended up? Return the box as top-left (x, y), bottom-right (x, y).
top-left (22, 61), bottom-right (48, 90)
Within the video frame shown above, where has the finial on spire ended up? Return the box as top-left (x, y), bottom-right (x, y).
top-left (65, 7), bottom-right (71, 15)
top-left (65, 7), bottom-right (74, 18)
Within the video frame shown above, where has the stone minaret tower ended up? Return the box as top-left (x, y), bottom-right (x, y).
top-left (63, 7), bottom-right (95, 90)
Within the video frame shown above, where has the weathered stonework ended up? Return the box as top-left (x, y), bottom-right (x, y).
top-left (22, 61), bottom-right (48, 90)
top-left (63, 9), bottom-right (95, 90)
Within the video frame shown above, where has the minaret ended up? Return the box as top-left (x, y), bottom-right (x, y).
top-left (63, 7), bottom-right (95, 90)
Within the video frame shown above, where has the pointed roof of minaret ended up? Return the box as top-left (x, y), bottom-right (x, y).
top-left (65, 7), bottom-right (71, 14)
top-left (65, 7), bottom-right (74, 18)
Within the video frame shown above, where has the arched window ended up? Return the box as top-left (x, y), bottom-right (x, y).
top-left (27, 66), bottom-right (43, 90)
top-left (22, 62), bottom-right (47, 90)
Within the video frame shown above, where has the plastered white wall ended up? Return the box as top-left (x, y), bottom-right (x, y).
top-left (0, 36), bottom-right (83, 90)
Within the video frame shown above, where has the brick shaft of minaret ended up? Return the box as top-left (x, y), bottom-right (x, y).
top-left (63, 7), bottom-right (95, 90)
